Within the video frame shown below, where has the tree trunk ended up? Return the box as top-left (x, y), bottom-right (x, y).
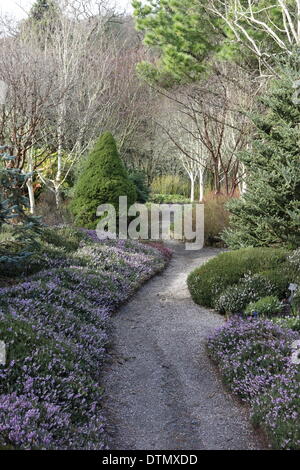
top-left (55, 101), bottom-right (65, 209)
top-left (27, 178), bottom-right (35, 214)
top-left (199, 169), bottom-right (204, 202)
top-left (213, 169), bottom-right (221, 194)
top-left (54, 185), bottom-right (61, 209)
top-left (26, 150), bottom-right (35, 214)
top-left (190, 175), bottom-right (195, 202)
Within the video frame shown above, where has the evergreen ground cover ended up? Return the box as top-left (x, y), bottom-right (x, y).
top-left (208, 318), bottom-right (300, 449)
top-left (189, 246), bottom-right (300, 449)
top-left (0, 227), bottom-right (171, 449)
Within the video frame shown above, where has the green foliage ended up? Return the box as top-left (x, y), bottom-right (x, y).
top-left (70, 133), bottom-right (137, 229)
top-left (23, 0), bottom-right (60, 43)
top-left (214, 274), bottom-right (276, 315)
top-left (0, 147), bottom-right (41, 268)
top-left (204, 195), bottom-right (230, 246)
top-left (29, 0), bottom-right (59, 22)
top-left (39, 226), bottom-right (86, 252)
top-left (0, 226), bottom-right (87, 278)
top-left (292, 290), bottom-right (300, 312)
top-left (245, 296), bottom-right (282, 317)
top-left (187, 247), bottom-right (288, 308)
top-left (128, 169), bottom-right (150, 203)
top-left (217, 1), bottom-right (288, 66)
top-left (287, 248), bottom-right (300, 274)
top-left (149, 193), bottom-right (190, 203)
top-left (272, 315), bottom-right (300, 332)
top-left (132, 0), bottom-right (221, 84)
top-left (223, 57), bottom-right (300, 249)
top-left (259, 268), bottom-right (293, 299)
top-left (151, 175), bottom-right (189, 197)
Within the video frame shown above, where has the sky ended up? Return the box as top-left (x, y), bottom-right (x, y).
top-left (0, 0), bottom-right (133, 20)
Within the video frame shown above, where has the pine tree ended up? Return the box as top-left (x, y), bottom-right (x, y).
top-left (24, 0), bottom-right (60, 41)
top-left (223, 57), bottom-right (300, 249)
top-left (29, 0), bottom-right (58, 22)
top-left (70, 133), bottom-right (137, 229)
top-left (132, 0), bottom-right (221, 84)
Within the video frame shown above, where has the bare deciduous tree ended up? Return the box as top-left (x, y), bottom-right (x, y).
top-left (0, 36), bottom-right (62, 213)
top-left (209, 0), bottom-right (300, 74)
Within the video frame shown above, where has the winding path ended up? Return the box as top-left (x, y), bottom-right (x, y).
top-left (103, 242), bottom-right (263, 450)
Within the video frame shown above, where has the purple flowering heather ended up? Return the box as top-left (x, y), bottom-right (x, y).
top-left (208, 317), bottom-right (300, 449)
top-left (0, 231), bottom-right (170, 449)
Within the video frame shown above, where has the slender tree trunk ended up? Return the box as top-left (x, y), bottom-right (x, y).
top-left (199, 169), bottom-right (204, 202)
top-left (54, 184), bottom-right (61, 209)
top-left (239, 163), bottom-right (247, 195)
top-left (55, 101), bottom-right (65, 209)
top-left (26, 149), bottom-right (35, 214)
top-left (27, 178), bottom-right (36, 215)
top-left (213, 168), bottom-right (221, 194)
top-left (190, 174), bottom-right (195, 202)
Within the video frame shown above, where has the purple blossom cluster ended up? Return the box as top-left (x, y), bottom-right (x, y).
top-left (208, 317), bottom-right (300, 449)
top-left (0, 231), bottom-right (170, 449)
top-left (144, 241), bottom-right (173, 260)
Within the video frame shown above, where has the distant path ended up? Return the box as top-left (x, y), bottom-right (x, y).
top-left (103, 242), bottom-right (263, 450)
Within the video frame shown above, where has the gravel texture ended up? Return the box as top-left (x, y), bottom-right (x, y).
top-left (103, 242), bottom-right (264, 450)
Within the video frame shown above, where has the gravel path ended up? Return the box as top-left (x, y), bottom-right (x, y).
top-left (103, 242), bottom-right (263, 450)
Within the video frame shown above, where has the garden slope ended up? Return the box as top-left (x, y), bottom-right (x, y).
top-left (0, 232), bottom-right (170, 450)
top-left (104, 242), bottom-right (264, 450)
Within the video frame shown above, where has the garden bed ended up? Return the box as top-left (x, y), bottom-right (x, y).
top-left (188, 246), bottom-right (300, 449)
top-left (0, 227), bottom-right (171, 449)
top-left (208, 318), bottom-right (300, 449)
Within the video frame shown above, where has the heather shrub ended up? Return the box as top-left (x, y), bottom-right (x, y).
top-left (0, 313), bottom-right (105, 449)
top-left (288, 249), bottom-right (300, 269)
top-left (143, 241), bottom-right (173, 260)
top-left (40, 226), bottom-right (85, 252)
top-left (0, 226), bottom-right (91, 277)
top-left (0, 227), bottom-right (170, 449)
top-left (271, 315), bottom-right (300, 332)
top-left (208, 318), bottom-right (300, 449)
top-left (214, 274), bottom-right (275, 315)
top-left (259, 268), bottom-right (292, 299)
top-left (245, 296), bottom-right (282, 317)
top-left (187, 247), bottom-right (288, 308)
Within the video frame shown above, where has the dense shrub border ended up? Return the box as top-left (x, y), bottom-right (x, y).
top-left (187, 247), bottom-right (289, 308)
top-left (208, 318), bottom-right (300, 449)
top-left (0, 228), bottom-right (171, 449)
top-left (188, 246), bottom-right (300, 449)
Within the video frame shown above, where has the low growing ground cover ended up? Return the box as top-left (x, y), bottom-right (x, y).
top-left (208, 318), bottom-right (300, 449)
top-left (188, 246), bottom-right (300, 449)
top-left (187, 247), bottom-right (289, 309)
top-left (0, 227), bottom-right (171, 449)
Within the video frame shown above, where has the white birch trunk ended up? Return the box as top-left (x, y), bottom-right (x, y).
top-left (27, 179), bottom-right (36, 215)
top-left (190, 174), bottom-right (195, 202)
top-left (26, 149), bottom-right (35, 214)
top-left (199, 169), bottom-right (204, 202)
